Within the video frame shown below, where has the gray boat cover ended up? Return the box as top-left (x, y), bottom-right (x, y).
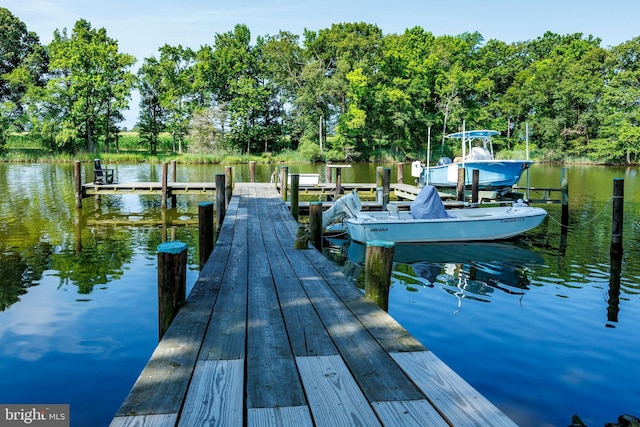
top-left (410, 185), bottom-right (454, 219)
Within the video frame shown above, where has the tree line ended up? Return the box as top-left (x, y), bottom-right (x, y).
top-left (2, 7), bottom-right (640, 163)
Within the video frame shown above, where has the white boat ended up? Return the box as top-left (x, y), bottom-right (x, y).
top-left (324, 187), bottom-right (547, 244)
top-left (411, 129), bottom-right (533, 190)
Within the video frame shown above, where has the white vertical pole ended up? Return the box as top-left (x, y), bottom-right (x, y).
top-left (462, 120), bottom-right (466, 184)
top-left (426, 127), bottom-right (431, 185)
top-left (526, 122), bottom-right (530, 200)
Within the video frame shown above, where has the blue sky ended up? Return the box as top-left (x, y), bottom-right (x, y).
top-left (4, 0), bottom-right (639, 127)
top-left (5, 0), bottom-right (639, 61)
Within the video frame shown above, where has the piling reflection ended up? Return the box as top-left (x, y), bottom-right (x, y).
top-left (607, 244), bottom-right (623, 327)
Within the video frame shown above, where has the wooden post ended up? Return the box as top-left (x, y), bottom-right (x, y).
top-left (376, 166), bottom-right (384, 205)
top-left (171, 160), bottom-right (177, 208)
top-left (382, 168), bottom-right (391, 210)
top-left (561, 167), bottom-right (569, 227)
top-left (74, 160), bottom-right (83, 208)
top-left (161, 162), bottom-right (168, 209)
top-left (457, 168), bottom-right (465, 202)
top-left (157, 241), bottom-right (187, 340)
top-left (471, 169), bottom-right (479, 205)
top-left (280, 166), bottom-right (289, 202)
top-left (290, 174), bottom-right (300, 221)
top-left (225, 166), bottom-right (233, 208)
top-left (397, 162), bottom-right (404, 184)
top-left (326, 162), bottom-right (332, 183)
top-left (611, 178), bottom-right (624, 249)
top-left (309, 201), bottom-right (323, 251)
top-left (249, 161), bottom-right (256, 183)
top-left (365, 240), bottom-right (395, 312)
top-left (335, 167), bottom-right (342, 199)
top-left (215, 174), bottom-right (226, 233)
top-left (198, 202), bottom-right (214, 270)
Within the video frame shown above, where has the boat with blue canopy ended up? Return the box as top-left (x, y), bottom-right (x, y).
top-left (411, 129), bottom-right (533, 191)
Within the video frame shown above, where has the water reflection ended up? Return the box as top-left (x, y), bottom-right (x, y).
top-left (331, 239), bottom-right (545, 309)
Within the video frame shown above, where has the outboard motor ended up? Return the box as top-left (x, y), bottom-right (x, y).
top-left (322, 190), bottom-right (363, 228)
top-left (436, 157), bottom-right (452, 166)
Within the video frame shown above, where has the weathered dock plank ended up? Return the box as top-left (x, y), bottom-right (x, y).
top-left (391, 351), bottom-right (517, 426)
top-left (296, 355), bottom-right (382, 427)
top-left (177, 360), bottom-right (244, 427)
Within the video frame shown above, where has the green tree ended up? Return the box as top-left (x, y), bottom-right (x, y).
top-left (594, 37), bottom-right (640, 163)
top-left (46, 19), bottom-right (135, 153)
top-left (0, 7), bottom-right (48, 149)
top-left (137, 57), bottom-right (167, 154)
top-left (301, 22), bottom-right (384, 158)
top-left (211, 25), bottom-right (284, 154)
top-left (156, 44), bottom-right (193, 153)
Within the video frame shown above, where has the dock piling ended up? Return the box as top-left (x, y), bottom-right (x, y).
top-left (309, 201), bottom-right (323, 250)
top-left (280, 166), bottom-right (289, 202)
top-left (471, 169), bottom-right (479, 205)
top-left (198, 202), bottom-right (214, 269)
top-left (157, 241), bottom-right (187, 340)
top-left (561, 167), bottom-right (569, 226)
top-left (215, 174), bottom-right (226, 233)
top-left (161, 162), bottom-right (168, 209)
top-left (249, 161), bottom-right (256, 183)
top-left (74, 161), bottom-right (83, 208)
top-left (382, 168), bottom-right (391, 210)
top-left (225, 166), bottom-right (233, 208)
top-left (365, 240), bottom-right (395, 311)
top-left (290, 174), bottom-right (300, 221)
top-left (457, 168), bottom-right (465, 201)
top-left (611, 178), bottom-right (624, 250)
top-left (397, 162), bottom-right (404, 184)
top-left (171, 160), bottom-right (177, 208)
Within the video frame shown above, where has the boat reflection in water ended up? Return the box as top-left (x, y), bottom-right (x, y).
top-left (332, 239), bottom-right (545, 308)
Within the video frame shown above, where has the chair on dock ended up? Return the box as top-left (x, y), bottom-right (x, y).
top-left (93, 159), bottom-right (114, 184)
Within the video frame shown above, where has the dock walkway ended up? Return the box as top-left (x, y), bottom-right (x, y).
top-left (110, 183), bottom-right (516, 427)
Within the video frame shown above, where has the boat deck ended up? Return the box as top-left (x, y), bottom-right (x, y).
top-left (109, 183), bottom-right (516, 427)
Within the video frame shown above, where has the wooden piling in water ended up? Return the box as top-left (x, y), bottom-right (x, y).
top-left (280, 166), bottom-right (289, 202)
top-left (611, 178), bottom-right (624, 249)
top-left (376, 166), bottom-right (383, 205)
top-left (157, 241), bottom-right (187, 340)
top-left (326, 162), bottom-right (332, 183)
top-left (249, 161), bottom-right (256, 183)
top-left (397, 162), bottom-right (404, 184)
top-left (161, 162), bottom-right (168, 209)
top-left (457, 168), bottom-right (465, 201)
top-left (561, 167), bottom-right (569, 226)
top-left (215, 174), bottom-right (226, 233)
top-left (335, 167), bottom-right (342, 199)
top-left (382, 168), bottom-right (391, 210)
top-left (198, 202), bottom-right (214, 270)
top-left (171, 160), bottom-right (177, 208)
top-left (364, 240), bottom-right (395, 311)
top-left (309, 201), bottom-right (323, 251)
top-left (74, 160), bottom-right (82, 208)
top-left (225, 166), bottom-right (233, 208)
top-left (471, 169), bottom-right (479, 205)
top-left (290, 174), bottom-right (300, 221)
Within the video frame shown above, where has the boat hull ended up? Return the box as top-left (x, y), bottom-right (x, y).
top-left (344, 206), bottom-right (547, 244)
top-left (420, 160), bottom-right (533, 188)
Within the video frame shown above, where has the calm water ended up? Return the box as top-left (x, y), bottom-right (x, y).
top-left (0, 162), bottom-right (638, 426)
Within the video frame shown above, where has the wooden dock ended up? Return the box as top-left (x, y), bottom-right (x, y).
top-left (109, 182), bottom-right (516, 427)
